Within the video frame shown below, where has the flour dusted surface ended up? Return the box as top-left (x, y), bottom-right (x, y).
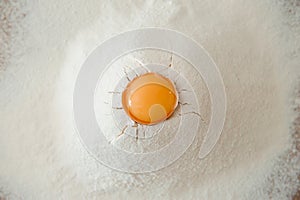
top-left (0, 0), bottom-right (299, 199)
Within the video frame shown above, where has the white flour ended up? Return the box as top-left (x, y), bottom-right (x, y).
top-left (0, 0), bottom-right (299, 199)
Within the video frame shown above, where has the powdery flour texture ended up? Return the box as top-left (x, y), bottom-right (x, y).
top-left (0, 0), bottom-right (299, 199)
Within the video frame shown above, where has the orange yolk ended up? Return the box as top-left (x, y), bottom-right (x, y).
top-left (122, 72), bottom-right (178, 125)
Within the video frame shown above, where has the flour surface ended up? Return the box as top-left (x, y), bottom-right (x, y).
top-left (0, 0), bottom-right (299, 199)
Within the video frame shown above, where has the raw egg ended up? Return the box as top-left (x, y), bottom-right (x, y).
top-left (122, 72), bottom-right (178, 125)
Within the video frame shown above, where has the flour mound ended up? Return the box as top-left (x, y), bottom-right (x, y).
top-left (0, 0), bottom-right (299, 199)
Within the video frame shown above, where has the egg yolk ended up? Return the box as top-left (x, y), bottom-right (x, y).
top-left (122, 72), bottom-right (178, 125)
